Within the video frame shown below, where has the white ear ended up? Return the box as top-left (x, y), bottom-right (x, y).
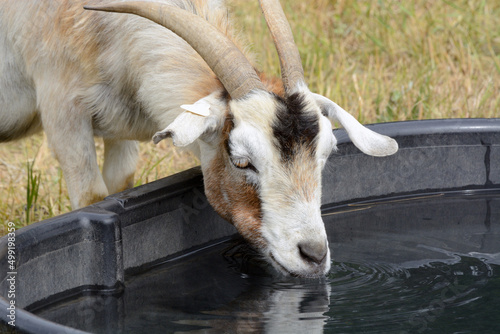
top-left (313, 93), bottom-right (398, 157)
top-left (153, 97), bottom-right (218, 147)
top-left (180, 99), bottom-right (211, 117)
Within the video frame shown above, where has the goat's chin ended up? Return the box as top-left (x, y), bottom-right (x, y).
top-left (266, 250), bottom-right (331, 278)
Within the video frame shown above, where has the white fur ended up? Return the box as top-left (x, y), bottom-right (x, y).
top-left (312, 93), bottom-right (399, 156)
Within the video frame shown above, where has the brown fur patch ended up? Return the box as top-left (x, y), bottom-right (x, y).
top-left (203, 115), bottom-right (265, 249)
top-left (15, 1), bottom-right (105, 80)
top-left (259, 72), bottom-right (285, 97)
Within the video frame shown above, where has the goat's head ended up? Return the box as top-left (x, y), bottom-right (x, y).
top-left (85, 0), bottom-right (398, 277)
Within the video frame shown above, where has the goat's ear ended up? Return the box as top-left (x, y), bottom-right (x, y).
top-left (153, 97), bottom-right (220, 147)
top-left (313, 94), bottom-right (398, 157)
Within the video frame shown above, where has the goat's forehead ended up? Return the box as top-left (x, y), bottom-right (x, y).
top-left (229, 91), bottom-right (278, 127)
top-left (229, 91), bottom-right (322, 151)
top-left (271, 93), bottom-right (321, 162)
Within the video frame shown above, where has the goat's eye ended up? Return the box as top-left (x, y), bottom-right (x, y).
top-left (231, 157), bottom-right (250, 169)
top-left (231, 157), bottom-right (257, 173)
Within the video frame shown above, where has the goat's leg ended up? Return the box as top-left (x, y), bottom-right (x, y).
top-left (103, 139), bottom-right (139, 195)
top-left (42, 107), bottom-right (108, 209)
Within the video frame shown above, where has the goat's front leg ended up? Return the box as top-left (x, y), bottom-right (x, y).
top-left (103, 139), bottom-right (139, 195)
top-left (42, 106), bottom-right (108, 209)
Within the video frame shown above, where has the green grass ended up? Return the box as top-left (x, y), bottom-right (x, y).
top-left (1, 0), bottom-right (499, 233)
top-left (25, 158), bottom-right (41, 225)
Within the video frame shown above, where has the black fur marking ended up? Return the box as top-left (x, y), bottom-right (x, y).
top-left (272, 93), bottom-right (320, 162)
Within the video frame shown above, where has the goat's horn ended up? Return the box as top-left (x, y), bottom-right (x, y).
top-left (259, 0), bottom-right (305, 95)
top-left (84, 2), bottom-right (265, 100)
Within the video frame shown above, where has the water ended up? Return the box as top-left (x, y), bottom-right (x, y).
top-left (32, 191), bottom-right (500, 333)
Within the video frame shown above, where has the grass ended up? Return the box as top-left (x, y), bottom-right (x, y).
top-left (0, 137), bottom-right (198, 234)
top-left (1, 0), bottom-right (499, 234)
top-left (25, 158), bottom-right (41, 225)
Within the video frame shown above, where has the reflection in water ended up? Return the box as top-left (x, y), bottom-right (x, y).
top-left (177, 275), bottom-right (331, 333)
top-left (32, 191), bottom-right (500, 333)
top-left (32, 240), bottom-right (332, 334)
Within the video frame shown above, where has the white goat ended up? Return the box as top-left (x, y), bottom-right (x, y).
top-left (0, 0), bottom-right (398, 277)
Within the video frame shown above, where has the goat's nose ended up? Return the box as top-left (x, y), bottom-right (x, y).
top-left (298, 240), bottom-right (328, 265)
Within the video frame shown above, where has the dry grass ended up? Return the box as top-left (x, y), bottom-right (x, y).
top-left (0, 136), bottom-right (198, 233)
top-left (1, 0), bottom-right (499, 233)
top-left (235, 0), bottom-right (499, 121)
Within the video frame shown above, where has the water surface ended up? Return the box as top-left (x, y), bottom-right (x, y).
top-left (33, 191), bottom-right (500, 333)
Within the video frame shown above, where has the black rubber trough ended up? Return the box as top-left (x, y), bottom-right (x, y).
top-left (1, 118), bottom-right (499, 333)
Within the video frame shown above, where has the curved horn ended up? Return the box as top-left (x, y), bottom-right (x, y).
top-left (259, 0), bottom-right (305, 94)
top-left (84, 2), bottom-right (265, 100)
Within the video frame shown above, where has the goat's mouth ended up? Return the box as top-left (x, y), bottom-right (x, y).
top-left (268, 252), bottom-right (329, 278)
top-left (269, 252), bottom-right (299, 277)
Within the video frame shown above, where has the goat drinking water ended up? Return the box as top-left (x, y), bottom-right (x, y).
top-left (0, 0), bottom-right (398, 277)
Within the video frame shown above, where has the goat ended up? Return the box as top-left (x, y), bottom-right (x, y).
top-left (0, 0), bottom-right (398, 277)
